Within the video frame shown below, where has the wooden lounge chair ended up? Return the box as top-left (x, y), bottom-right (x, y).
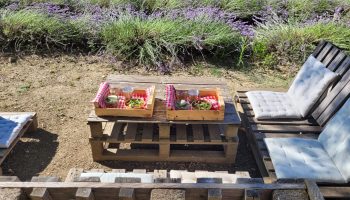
top-left (0, 112), bottom-right (38, 175)
top-left (265, 98), bottom-right (350, 183)
top-left (235, 41), bottom-right (350, 181)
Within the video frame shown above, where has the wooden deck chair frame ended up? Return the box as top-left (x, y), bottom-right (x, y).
top-left (235, 40), bottom-right (350, 183)
top-left (0, 112), bottom-right (38, 175)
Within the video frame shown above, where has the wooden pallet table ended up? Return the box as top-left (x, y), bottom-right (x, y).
top-left (87, 75), bottom-right (241, 163)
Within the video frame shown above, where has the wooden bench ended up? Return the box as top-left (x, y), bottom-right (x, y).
top-left (0, 112), bottom-right (38, 175)
top-left (0, 169), bottom-right (329, 200)
top-left (235, 41), bottom-right (350, 182)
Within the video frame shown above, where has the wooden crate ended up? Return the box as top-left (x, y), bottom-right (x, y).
top-left (94, 85), bottom-right (156, 118)
top-left (166, 88), bottom-right (225, 121)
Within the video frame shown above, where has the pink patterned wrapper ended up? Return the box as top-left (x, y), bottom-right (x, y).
top-left (165, 84), bottom-right (176, 110)
top-left (92, 82), bottom-right (110, 108)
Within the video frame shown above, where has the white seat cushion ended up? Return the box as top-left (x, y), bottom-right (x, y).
top-left (287, 55), bottom-right (338, 117)
top-left (246, 91), bottom-right (302, 119)
top-left (265, 138), bottom-right (346, 183)
top-left (0, 114), bottom-right (32, 148)
top-left (318, 98), bottom-right (350, 182)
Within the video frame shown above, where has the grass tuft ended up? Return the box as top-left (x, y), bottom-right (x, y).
top-left (252, 21), bottom-right (350, 70)
top-left (101, 14), bottom-right (240, 66)
top-left (0, 10), bottom-right (85, 51)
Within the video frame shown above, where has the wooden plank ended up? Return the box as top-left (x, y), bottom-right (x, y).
top-left (119, 188), bottom-right (135, 200)
top-left (115, 177), bottom-right (141, 183)
top-left (327, 51), bottom-right (347, 71)
top-left (192, 124), bottom-right (204, 142)
top-left (110, 123), bottom-right (124, 138)
top-left (158, 124), bottom-right (170, 139)
top-left (88, 122), bottom-right (103, 138)
top-left (176, 124), bottom-right (187, 142)
top-left (255, 132), bottom-right (318, 140)
top-left (323, 48), bottom-right (340, 67)
top-left (312, 40), bottom-right (327, 57)
top-left (208, 188), bottom-right (222, 200)
top-left (312, 57), bottom-right (350, 120)
top-left (334, 56), bottom-right (350, 76)
top-left (76, 188), bottom-right (95, 200)
top-left (0, 182), bottom-right (306, 190)
top-left (245, 189), bottom-right (260, 200)
top-left (88, 110), bottom-right (240, 125)
top-left (30, 177), bottom-right (59, 200)
top-left (319, 187), bottom-right (350, 198)
top-left (251, 124), bottom-right (322, 133)
top-left (75, 176), bottom-right (100, 200)
top-left (248, 117), bottom-right (317, 125)
top-left (159, 143), bottom-right (170, 158)
top-left (315, 42), bottom-right (333, 61)
top-left (224, 125), bottom-right (238, 138)
top-left (224, 144), bottom-right (237, 163)
top-left (305, 180), bottom-right (325, 200)
top-left (92, 136), bottom-right (236, 145)
top-left (316, 77), bottom-right (350, 126)
top-left (142, 123), bottom-right (154, 142)
top-left (124, 123), bottom-right (138, 142)
top-left (208, 125), bottom-right (222, 142)
top-left (90, 140), bottom-right (104, 161)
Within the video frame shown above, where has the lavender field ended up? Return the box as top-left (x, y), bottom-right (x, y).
top-left (0, 0), bottom-right (349, 71)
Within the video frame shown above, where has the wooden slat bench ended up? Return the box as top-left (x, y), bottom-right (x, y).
top-left (0, 169), bottom-right (329, 200)
top-left (235, 41), bottom-right (350, 182)
top-left (0, 112), bottom-right (38, 175)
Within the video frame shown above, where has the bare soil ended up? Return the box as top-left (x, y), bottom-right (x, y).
top-left (0, 54), bottom-right (287, 181)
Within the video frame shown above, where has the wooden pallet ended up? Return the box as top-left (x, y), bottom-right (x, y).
top-left (65, 168), bottom-right (252, 184)
top-left (90, 122), bottom-right (238, 163)
top-left (0, 173), bottom-right (329, 200)
top-left (0, 112), bottom-right (38, 175)
top-left (88, 76), bottom-right (241, 164)
top-left (235, 41), bottom-right (350, 182)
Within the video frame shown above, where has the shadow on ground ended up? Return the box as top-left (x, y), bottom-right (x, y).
top-left (2, 128), bottom-right (58, 181)
top-left (98, 130), bottom-right (261, 178)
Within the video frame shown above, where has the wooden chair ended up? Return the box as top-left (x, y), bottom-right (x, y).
top-left (235, 41), bottom-right (350, 182)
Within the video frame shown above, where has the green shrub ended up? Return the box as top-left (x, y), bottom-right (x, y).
top-left (0, 10), bottom-right (84, 51)
top-left (0, 0), bottom-right (10, 8)
top-left (101, 15), bottom-right (240, 65)
top-left (253, 21), bottom-right (350, 69)
top-left (221, 0), bottom-right (265, 18)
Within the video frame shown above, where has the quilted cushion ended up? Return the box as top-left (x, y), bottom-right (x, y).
top-left (246, 91), bottom-right (302, 119)
top-left (318, 98), bottom-right (350, 182)
top-left (0, 114), bottom-right (32, 148)
top-left (287, 55), bottom-right (338, 117)
top-left (265, 138), bottom-right (346, 183)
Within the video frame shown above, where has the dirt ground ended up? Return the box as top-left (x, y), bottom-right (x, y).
top-left (0, 54), bottom-right (289, 181)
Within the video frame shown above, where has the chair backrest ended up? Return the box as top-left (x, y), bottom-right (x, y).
top-left (310, 41), bottom-right (350, 126)
top-left (318, 98), bottom-right (350, 182)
